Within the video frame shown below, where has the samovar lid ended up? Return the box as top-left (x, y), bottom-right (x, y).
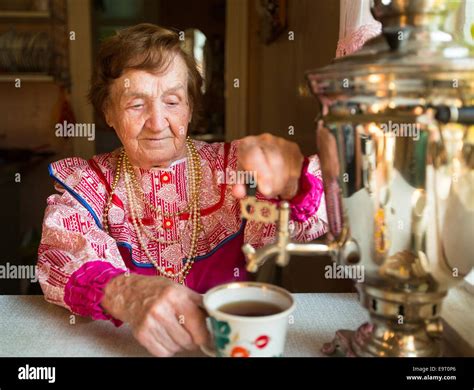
top-left (307, 0), bottom-right (474, 98)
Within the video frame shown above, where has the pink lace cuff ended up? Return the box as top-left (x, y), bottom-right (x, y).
top-left (335, 22), bottom-right (382, 58)
top-left (289, 157), bottom-right (324, 222)
top-left (64, 261), bottom-right (126, 327)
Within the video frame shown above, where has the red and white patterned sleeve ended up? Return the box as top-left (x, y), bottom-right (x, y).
top-left (37, 175), bottom-right (127, 326)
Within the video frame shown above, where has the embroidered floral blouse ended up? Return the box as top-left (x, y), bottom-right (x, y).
top-left (37, 140), bottom-right (327, 324)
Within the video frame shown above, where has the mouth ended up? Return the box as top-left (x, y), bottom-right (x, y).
top-left (140, 137), bottom-right (171, 142)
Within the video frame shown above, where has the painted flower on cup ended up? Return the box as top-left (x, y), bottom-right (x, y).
top-left (229, 335), bottom-right (271, 357)
top-left (230, 346), bottom-right (250, 357)
top-left (210, 317), bottom-right (231, 350)
top-left (254, 335), bottom-right (270, 349)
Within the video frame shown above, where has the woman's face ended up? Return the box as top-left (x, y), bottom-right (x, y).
top-left (105, 54), bottom-right (192, 169)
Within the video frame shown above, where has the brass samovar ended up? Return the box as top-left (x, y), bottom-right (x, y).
top-left (241, 0), bottom-right (474, 357)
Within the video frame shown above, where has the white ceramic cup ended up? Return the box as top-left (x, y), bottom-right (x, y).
top-left (201, 282), bottom-right (295, 357)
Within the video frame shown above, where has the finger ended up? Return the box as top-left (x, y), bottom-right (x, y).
top-left (232, 164), bottom-right (258, 199)
top-left (280, 179), bottom-right (299, 200)
top-left (150, 324), bottom-right (181, 354)
top-left (276, 148), bottom-right (301, 200)
top-left (181, 302), bottom-right (210, 346)
top-left (165, 316), bottom-right (196, 351)
top-left (182, 288), bottom-right (203, 306)
top-left (134, 328), bottom-right (174, 357)
top-left (238, 144), bottom-right (272, 196)
top-left (165, 288), bottom-right (205, 350)
top-left (261, 141), bottom-right (302, 199)
top-left (259, 144), bottom-right (289, 198)
top-left (231, 183), bottom-right (247, 199)
top-left (147, 314), bottom-right (181, 354)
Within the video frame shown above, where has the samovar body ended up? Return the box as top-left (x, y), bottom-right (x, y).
top-left (243, 0), bottom-right (474, 357)
top-left (308, 0), bottom-right (474, 357)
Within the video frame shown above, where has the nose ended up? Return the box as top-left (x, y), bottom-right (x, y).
top-left (145, 101), bottom-right (169, 132)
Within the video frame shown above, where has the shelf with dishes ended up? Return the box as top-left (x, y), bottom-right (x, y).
top-left (0, 0), bottom-right (69, 88)
top-left (0, 29), bottom-right (53, 75)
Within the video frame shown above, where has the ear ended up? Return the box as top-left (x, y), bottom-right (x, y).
top-left (103, 102), bottom-right (114, 128)
top-left (188, 105), bottom-right (193, 124)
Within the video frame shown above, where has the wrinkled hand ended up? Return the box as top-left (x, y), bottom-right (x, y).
top-left (102, 274), bottom-right (209, 357)
top-left (232, 133), bottom-right (304, 200)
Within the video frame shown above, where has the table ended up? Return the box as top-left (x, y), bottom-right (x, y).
top-left (0, 294), bottom-right (369, 357)
top-left (1, 290), bottom-right (472, 357)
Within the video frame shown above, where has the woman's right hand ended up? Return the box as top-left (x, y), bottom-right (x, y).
top-left (101, 273), bottom-right (210, 357)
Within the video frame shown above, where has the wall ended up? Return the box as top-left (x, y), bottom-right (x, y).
top-left (244, 0), bottom-right (354, 292)
top-left (68, 0), bottom-right (95, 159)
top-left (248, 0), bottom-right (339, 156)
top-left (0, 0), bottom-right (94, 293)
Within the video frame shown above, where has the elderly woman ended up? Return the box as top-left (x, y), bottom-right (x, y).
top-left (37, 24), bottom-right (327, 357)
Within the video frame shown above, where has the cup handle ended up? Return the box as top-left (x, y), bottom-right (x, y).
top-left (200, 343), bottom-right (217, 357)
top-left (199, 308), bottom-right (218, 357)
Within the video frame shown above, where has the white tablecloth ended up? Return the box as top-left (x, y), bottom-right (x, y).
top-left (0, 294), bottom-right (369, 357)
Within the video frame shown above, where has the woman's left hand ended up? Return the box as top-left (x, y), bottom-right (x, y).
top-left (232, 133), bottom-right (304, 200)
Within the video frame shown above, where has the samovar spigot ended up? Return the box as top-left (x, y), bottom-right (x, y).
top-left (241, 198), bottom-right (358, 273)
